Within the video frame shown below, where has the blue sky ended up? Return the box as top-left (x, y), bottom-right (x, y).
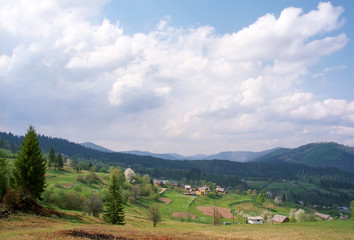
top-left (1, 0), bottom-right (354, 155)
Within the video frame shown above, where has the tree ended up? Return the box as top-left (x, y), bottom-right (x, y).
top-left (56, 153), bottom-right (64, 169)
top-left (103, 174), bottom-right (125, 225)
top-left (274, 195), bottom-right (282, 205)
top-left (84, 194), bottom-right (103, 217)
top-left (147, 205), bottom-right (161, 227)
top-left (351, 201), bottom-right (354, 218)
top-left (256, 193), bottom-right (265, 205)
top-left (124, 168), bottom-right (136, 183)
top-left (48, 147), bottom-right (55, 169)
top-left (12, 126), bottom-right (46, 200)
top-left (0, 155), bottom-right (8, 201)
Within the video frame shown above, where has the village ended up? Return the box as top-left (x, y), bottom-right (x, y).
top-left (152, 179), bottom-right (338, 225)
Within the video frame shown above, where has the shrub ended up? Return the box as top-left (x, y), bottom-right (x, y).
top-left (76, 175), bottom-right (87, 183)
top-left (148, 193), bottom-right (160, 201)
top-left (295, 209), bottom-right (308, 222)
top-left (43, 188), bottom-right (83, 210)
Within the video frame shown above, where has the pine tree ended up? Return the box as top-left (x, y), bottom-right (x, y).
top-left (56, 153), bottom-right (64, 169)
top-left (103, 174), bottom-right (125, 225)
top-left (48, 147), bottom-right (55, 169)
top-left (12, 126), bottom-right (46, 200)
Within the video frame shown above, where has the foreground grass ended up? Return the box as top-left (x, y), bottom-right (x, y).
top-left (1, 213), bottom-right (353, 240)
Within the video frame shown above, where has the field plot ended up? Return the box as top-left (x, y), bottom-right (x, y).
top-left (197, 206), bottom-right (234, 219)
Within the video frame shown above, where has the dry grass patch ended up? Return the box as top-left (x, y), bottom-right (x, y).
top-left (197, 206), bottom-right (234, 219)
top-left (160, 197), bottom-right (172, 204)
top-left (172, 212), bottom-right (196, 220)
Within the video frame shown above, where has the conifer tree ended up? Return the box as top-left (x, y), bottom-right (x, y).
top-left (0, 153), bottom-right (8, 201)
top-left (103, 174), bottom-right (125, 225)
top-left (56, 152), bottom-right (64, 169)
top-left (12, 126), bottom-right (46, 200)
top-left (48, 147), bottom-right (55, 169)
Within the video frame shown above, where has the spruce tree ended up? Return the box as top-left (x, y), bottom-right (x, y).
top-left (12, 126), bottom-right (46, 200)
top-left (0, 153), bottom-right (8, 201)
top-left (103, 174), bottom-right (125, 225)
top-left (48, 147), bottom-right (55, 169)
top-left (56, 153), bottom-right (64, 169)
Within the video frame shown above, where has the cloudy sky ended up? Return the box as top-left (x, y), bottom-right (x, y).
top-left (1, 0), bottom-right (354, 155)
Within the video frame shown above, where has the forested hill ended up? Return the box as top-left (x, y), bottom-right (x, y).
top-left (253, 142), bottom-right (354, 174)
top-left (1, 131), bottom-right (354, 183)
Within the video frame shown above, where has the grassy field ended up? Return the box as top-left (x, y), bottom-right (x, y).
top-left (1, 213), bottom-right (353, 240)
top-left (1, 158), bottom-right (353, 239)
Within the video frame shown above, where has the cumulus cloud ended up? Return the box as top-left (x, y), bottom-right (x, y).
top-left (0, 1), bottom-right (353, 154)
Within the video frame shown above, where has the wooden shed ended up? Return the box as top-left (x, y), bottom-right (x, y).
top-left (271, 214), bottom-right (289, 224)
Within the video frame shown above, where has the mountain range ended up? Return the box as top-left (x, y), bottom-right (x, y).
top-left (1, 131), bottom-right (354, 173)
top-left (81, 141), bottom-right (354, 174)
top-left (120, 149), bottom-right (277, 162)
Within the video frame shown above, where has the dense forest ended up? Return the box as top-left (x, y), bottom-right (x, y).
top-left (1, 131), bottom-right (354, 205)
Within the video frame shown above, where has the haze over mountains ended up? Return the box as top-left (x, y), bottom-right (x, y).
top-left (80, 140), bottom-right (354, 173)
top-left (81, 142), bottom-right (277, 162)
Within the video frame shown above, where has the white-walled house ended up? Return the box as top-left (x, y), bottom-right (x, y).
top-left (247, 216), bottom-right (264, 224)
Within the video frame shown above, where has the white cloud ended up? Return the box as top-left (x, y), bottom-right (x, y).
top-left (1, 1), bottom-right (353, 154)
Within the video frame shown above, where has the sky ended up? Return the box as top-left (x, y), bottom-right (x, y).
top-left (1, 0), bottom-right (354, 155)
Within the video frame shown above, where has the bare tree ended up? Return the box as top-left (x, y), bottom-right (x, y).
top-left (147, 205), bottom-right (161, 227)
top-left (213, 206), bottom-right (221, 225)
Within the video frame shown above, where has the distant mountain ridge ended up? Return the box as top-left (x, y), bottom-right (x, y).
top-left (120, 149), bottom-right (277, 162)
top-left (253, 142), bottom-right (354, 173)
top-left (1, 131), bottom-right (353, 173)
top-left (80, 142), bottom-right (113, 153)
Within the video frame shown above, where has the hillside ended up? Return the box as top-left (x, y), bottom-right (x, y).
top-left (254, 142), bottom-right (354, 173)
top-left (1, 164), bottom-right (353, 240)
top-left (1, 131), bottom-right (354, 206)
top-left (80, 142), bottom-right (113, 153)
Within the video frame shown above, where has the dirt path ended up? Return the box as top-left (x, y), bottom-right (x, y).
top-left (197, 206), bottom-right (235, 219)
top-left (158, 188), bottom-right (168, 195)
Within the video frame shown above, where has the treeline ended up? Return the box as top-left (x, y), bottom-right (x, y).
top-left (1, 131), bottom-right (354, 191)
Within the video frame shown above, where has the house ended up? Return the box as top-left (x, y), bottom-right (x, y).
top-left (314, 212), bottom-right (333, 221)
top-left (271, 215), bottom-right (289, 224)
top-left (172, 182), bottom-right (179, 188)
top-left (338, 207), bottom-right (350, 214)
top-left (216, 186), bottom-right (227, 194)
top-left (153, 179), bottom-right (168, 187)
top-left (247, 216), bottom-right (264, 224)
top-left (184, 185), bottom-right (192, 191)
top-left (195, 186), bottom-right (211, 195)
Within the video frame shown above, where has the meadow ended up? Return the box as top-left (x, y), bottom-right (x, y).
top-left (0, 158), bottom-right (353, 240)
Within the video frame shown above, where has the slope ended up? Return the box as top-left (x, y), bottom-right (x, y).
top-left (254, 142), bottom-right (354, 173)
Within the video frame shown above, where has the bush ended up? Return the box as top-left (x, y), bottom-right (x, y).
top-left (295, 209), bottom-right (308, 222)
top-left (3, 188), bottom-right (36, 212)
top-left (148, 193), bottom-right (160, 201)
top-left (76, 175), bottom-right (87, 184)
top-left (42, 188), bottom-right (83, 210)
